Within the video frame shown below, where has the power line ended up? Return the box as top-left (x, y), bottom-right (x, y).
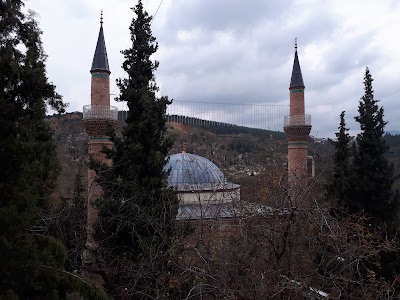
top-left (151, 0), bottom-right (164, 24)
top-left (111, 0), bottom-right (165, 95)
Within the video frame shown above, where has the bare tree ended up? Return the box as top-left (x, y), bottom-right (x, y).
top-left (175, 169), bottom-right (398, 299)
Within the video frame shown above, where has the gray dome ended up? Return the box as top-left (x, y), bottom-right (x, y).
top-left (165, 153), bottom-right (235, 191)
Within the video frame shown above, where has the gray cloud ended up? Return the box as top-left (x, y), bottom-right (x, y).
top-left (161, 0), bottom-right (291, 33)
top-left (27, 0), bottom-right (400, 138)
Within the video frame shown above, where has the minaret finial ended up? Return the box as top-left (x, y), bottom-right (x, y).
top-left (182, 142), bottom-right (186, 154)
top-left (290, 37), bottom-right (304, 88)
top-left (91, 9), bottom-right (110, 73)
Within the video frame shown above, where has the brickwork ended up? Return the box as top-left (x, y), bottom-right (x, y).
top-left (91, 72), bottom-right (110, 106)
top-left (287, 144), bottom-right (308, 178)
top-left (285, 123), bottom-right (311, 185)
top-left (86, 139), bottom-right (113, 249)
top-left (289, 89), bottom-right (305, 116)
top-left (286, 137), bottom-right (310, 204)
top-left (286, 84), bottom-right (311, 199)
top-left (83, 119), bottom-right (117, 136)
top-left (284, 125), bottom-right (311, 142)
top-left (85, 70), bottom-right (114, 240)
top-left (83, 23), bottom-right (115, 263)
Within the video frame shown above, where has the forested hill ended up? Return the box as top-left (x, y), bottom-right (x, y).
top-left (46, 111), bottom-right (290, 200)
top-left (384, 133), bottom-right (400, 147)
top-left (383, 134), bottom-right (400, 189)
top-left (46, 112), bottom-right (400, 198)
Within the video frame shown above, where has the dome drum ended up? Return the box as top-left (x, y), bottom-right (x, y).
top-left (165, 153), bottom-right (241, 213)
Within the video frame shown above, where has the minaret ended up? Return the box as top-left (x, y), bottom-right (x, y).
top-left (83, 12), bottom-right (117, 259)
top-left (284, 39), bottom-right (311, 194)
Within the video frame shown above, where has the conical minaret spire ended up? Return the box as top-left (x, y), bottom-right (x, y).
top-left (91, 11), bottom-right (110, 74)
top-left (290, 38), bottom-right (304, 88)
top-left (88, 11), bottom-right (111, 108)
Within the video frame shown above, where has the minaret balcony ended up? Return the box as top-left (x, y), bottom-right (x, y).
top-left (284, 114), bottom-right (311, 128)
top-left (83, 105), bottom-right (118, 121)
top-left (83, 105), bottom-right (118, 136)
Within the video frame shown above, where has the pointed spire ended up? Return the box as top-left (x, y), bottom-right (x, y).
top-left (290, 38), bottom-right (304, 88)
top-left (91, 11), bottom-right (110, 74)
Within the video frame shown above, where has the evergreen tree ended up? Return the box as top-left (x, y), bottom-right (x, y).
top-left (0, 2), bottom-right (107, 299)
top-left (352, 67), bottom-right (399, 224)
top-left (326, 111), bottom-right (353, 206)
top-left (52, 169), bottom-right (87, 269)
top-left (94, 1), bottom-right (179, 297)
top-left (0, 1), bottom-right (67, 298)
top-left (327, 68), bottom-right (399, 225)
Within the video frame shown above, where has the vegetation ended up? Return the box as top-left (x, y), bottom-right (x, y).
top-left (0, 1), bottom-right (106, 299)
top-left (3, 0), bottom-right (400, 298)
top-left (384, 133), bottom-right (400, 148)
top-left (326, 111), bottom-right (353, 207)
top-left (326, 67), bottom-right (400, 287)
top-left (327, 68), bottom-right (399, 224)
top-left (51, 169), bottom-right (87, 270)
top-left (352, 68), bottom-right (399, 224)
top-left (92, 1), bottom-right (180, 298)
top-left (167, 114), bottom-right (286, 138)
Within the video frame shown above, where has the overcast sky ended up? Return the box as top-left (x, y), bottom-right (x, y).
top-left (27, 0), bottom-right (400, 138)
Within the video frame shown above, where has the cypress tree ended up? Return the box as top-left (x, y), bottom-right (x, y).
top-left (94, 1), bottom-right (179, 297)
top-left (325, 69), bottom-right (400, 288)
top-left (327, 68), bottom-right (399, 225)
top-left (0, 2), bottom-right (108, 299)
top-left (326, 111), bottom-right (353, 206)
top-left (352, 67), bottom-right (399, 224)
top-left (0, 1), bottom-right (67, 298)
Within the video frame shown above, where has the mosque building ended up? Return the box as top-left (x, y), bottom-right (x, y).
top-left (165, 151), bottom-right (240, 220)
top-left (83, 15), bottom-right (311, 226)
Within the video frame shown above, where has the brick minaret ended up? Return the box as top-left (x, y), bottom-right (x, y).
top-left (83, 13), bottom-right (117, 259)
top-left (284, 40), bottom-right (311, 194)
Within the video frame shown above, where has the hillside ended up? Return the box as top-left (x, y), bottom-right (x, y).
top-left (47, 112), bottom-right (288, 198)
top-left (47, 112), bottom-right (89, 200)
top-left (47, 112), bottom-right (400, 201)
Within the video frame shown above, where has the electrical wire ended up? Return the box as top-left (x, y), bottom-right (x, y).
top-left (110, 0), bottom-right (165, 95)
top-left (151, 0), bottom-right (164, 24)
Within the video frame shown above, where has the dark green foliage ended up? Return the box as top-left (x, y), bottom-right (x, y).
top-left (51, 169), bottom-right (87, 270)
top-left (114, 0), bottom-right (172, 192)
top-left (0, 1), bottom-right (69, 298)
top-left (326, 111), bottom-right (353, 205)
top-left (166, 114), bottom-right (286, 139)
top-left (351, 68), bottom-right (399, 224)
top-left (93, 1), bottom-right (180, 298)
top-left (351, 68), bottom-right (400, 282)
top-left (0, 2), bottom-right (106, 299)
top-left (383, 133), bottom-right (400, 148)
top-left (327, 68), bottom-right (399, 225)
top-left (324, 68), bottom-right (400, 296)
